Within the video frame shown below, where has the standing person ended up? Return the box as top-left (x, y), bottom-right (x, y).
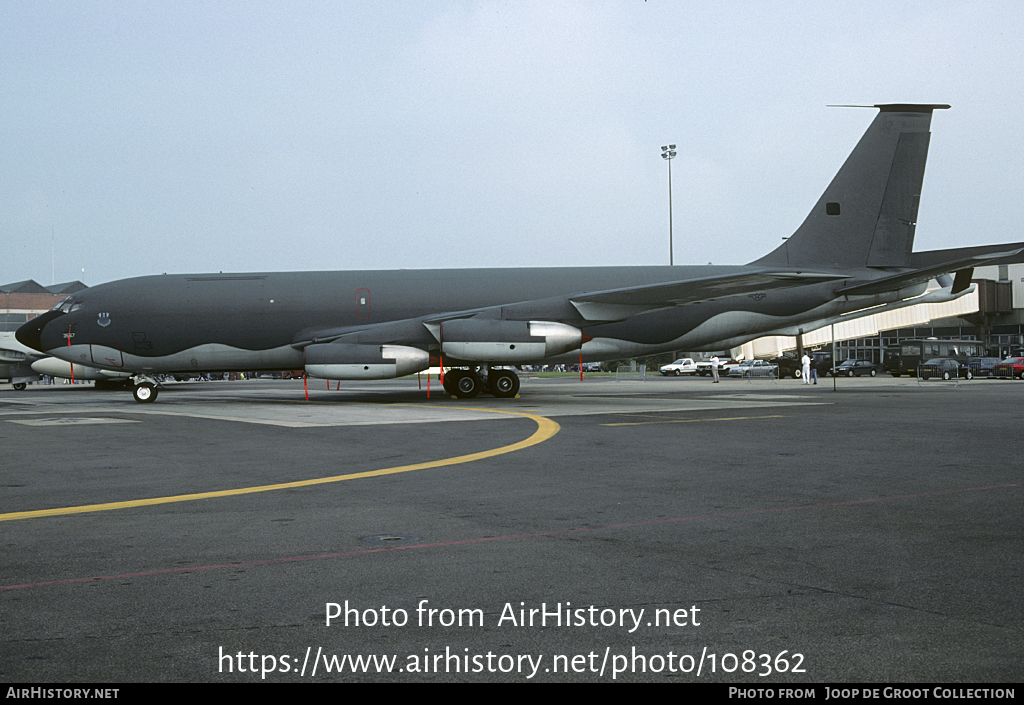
top-left (710, 355), bottom-right (720, 383)
top-left (801, 353), bottom-right (811, 384)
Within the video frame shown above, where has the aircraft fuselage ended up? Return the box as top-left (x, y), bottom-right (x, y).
top-left (22, 264), bottom-right (918, 375)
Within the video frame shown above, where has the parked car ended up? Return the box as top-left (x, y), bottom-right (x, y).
top-left (695, 358), bottom-right (739, 377)
top-left (919, 358), bottom-right (972, 380)
top-left (966, 357), bottom-right (1002, 378)
top-left (832, 359), bottom-right (883, 377)
top-left (993, 356), bottom-right (1024, 380)
top-left (659, 358), bottom-right (698, 376)
top-left (811, 352), bottom-right (833, 377)
top-left (770, 354), bottom-right (803, 379)
top-left (727, 359), bottom-right (779, 378)
top-left (721, 359), bottom-right (742, 375)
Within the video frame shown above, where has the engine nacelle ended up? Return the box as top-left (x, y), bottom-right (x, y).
top-left (304, 343), bottom-right (429, 380)
top-left (441, 320), bottom-right (583, 362)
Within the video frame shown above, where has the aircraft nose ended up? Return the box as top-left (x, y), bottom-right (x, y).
top-left (15, 309), bottom-right (65, 352)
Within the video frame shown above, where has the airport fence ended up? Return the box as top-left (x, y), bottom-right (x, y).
top-left (728, 365), bottom-right (780, 384)
top-left (615, 364), bottom-right (647, 381)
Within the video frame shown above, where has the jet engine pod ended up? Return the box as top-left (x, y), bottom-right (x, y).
top-left (441, 320), bottom-right (582, 362)
top-left (304, 343), bottom-right (429, 380)
top-left (31, 357), bottom-right (131, 381)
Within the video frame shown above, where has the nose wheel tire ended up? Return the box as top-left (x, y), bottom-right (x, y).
top-left (133, 382), bottom-right (158, 403)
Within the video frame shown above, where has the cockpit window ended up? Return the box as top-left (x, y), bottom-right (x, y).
top-left (51, 297), bottom-right (82, 313)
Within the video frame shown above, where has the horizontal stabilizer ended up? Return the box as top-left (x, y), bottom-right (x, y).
top-left (909, 241), bottom-right (1024, 268)
top-left (834, 248), bottom-right (1023, 296)
top-left (746, 283), bottom-right (976, 343)
top-left (570, 270), bottom-right (846, 321)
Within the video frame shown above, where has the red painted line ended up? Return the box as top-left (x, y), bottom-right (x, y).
top-left (302, 348), bottom-right (309, 401)
top-left (2, 482), bottom-right (1017, 592)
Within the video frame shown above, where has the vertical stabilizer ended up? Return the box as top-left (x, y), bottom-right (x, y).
top-left (753, 104), bottom-right (949, 270)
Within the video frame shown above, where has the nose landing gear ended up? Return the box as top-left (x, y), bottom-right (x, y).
top-left (130, 375), bottom-right (160, 403)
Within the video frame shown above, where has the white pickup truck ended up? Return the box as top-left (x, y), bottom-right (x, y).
top-left (659, 358), bottom-right (698, 376)
top-left (695, 358), bottom-right (739, 377)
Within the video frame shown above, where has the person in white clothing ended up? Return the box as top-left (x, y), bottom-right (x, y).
top-left (801, 353), bottom-right (811, 384)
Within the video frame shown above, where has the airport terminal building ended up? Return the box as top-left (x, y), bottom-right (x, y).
top-left (1, 280), bottom-right (88, 333)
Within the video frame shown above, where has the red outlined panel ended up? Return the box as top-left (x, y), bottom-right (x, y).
top-left (90, 344), bottom-right (124, 369)
top-left (356, 288), bottom-right (370, 319)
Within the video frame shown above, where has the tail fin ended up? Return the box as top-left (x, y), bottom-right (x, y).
top-left (753, 104), bottom-right (949, 270)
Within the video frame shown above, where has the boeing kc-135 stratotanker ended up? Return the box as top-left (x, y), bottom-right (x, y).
top-left (16, 104), bottom-right (1023, 402)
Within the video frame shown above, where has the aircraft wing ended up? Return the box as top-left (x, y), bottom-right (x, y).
top-left (568, 269), bottom-right (847, 321)
top-left (834, 248), bottom-right (1024, 296)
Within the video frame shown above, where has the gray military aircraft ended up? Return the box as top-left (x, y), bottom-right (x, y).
top-left (15, 104), bottom-right (1022, 403)
top-left (1, 332), bottom-right (131, 389)
top-left (0, 332), bottom-right (38, 390)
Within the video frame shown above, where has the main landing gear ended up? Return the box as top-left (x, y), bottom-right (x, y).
top-left (130, 375), bottom-right (161, 403)
top-left (442, 366), bottom-right (520, 399)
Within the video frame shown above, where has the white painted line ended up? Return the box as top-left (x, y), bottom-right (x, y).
top-left (8, 417), bottom-right (141, 426)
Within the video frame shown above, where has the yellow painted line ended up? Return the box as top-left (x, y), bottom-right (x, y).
top-left (602, 414), bottom-right (786, 427)
top-left (0, 406), bottom-right (559, 522)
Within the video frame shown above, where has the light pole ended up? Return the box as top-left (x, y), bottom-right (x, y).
top-left (661, 144), bottom-right (677, 265)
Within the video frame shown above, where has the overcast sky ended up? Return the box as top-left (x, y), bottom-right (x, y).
top-left (2, 1), bottom-right (1022, 286)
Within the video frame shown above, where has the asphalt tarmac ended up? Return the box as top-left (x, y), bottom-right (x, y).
top-left (1, 374), bottom-right (1021, 683)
